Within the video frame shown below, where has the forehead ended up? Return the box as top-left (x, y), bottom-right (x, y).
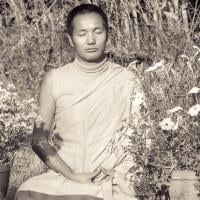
top-left (72, 12), bottom-right (105, 30)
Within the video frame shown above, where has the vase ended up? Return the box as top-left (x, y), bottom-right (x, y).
top-left (0, 164), bottom-right (10, 200)
top-left (169, 170), bottom-right (199, 200)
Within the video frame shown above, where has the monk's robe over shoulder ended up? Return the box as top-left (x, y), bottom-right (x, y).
top-left (16, 58), bottom-right (141, 200)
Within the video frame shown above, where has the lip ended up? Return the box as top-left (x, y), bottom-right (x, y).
top-left (85, 48), bottom-right (98, 52)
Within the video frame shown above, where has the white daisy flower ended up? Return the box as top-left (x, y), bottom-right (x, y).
top-left (159, 118), bottom-right (175, 131)
top-left (188, 87), bottom-right (200, 94)
top-left (187, 104), bottom-right (200, 116)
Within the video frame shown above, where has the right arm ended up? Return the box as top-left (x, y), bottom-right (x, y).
top-left (31, 70), bottom-right (100, 182)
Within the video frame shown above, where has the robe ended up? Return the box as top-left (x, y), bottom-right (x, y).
top-left (15, 58), bottom-right (143, 200)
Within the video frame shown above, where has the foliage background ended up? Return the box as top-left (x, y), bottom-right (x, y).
top-left (0, 0), bottom-right (199, 199)
top-left (0, 0), bottom-right (199, 97)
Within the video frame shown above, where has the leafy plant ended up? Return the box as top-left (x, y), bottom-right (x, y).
top-left (0, 82), bottom-right (37, 166)
top-left (117, 46), bottom-right (200, 198)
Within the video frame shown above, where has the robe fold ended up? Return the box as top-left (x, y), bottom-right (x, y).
top-left (16, 58), bottom-right (141, 200)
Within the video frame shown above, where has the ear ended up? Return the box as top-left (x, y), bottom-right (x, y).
top-left (67, 34), bottom-right (74, 47)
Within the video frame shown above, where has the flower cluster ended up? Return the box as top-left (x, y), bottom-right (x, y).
top-left (0, 82), bottom-right (37, 166)
top-left (143, 45), bottom-right (200, 171)
top-left (159, 88), bottom-right (200, 132)
top-left (124, 45), bottom-right (200, 198)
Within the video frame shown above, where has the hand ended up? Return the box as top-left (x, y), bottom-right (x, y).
top-left (100, 167), bottom-right (115, 177)
top-left (93, 167), bottom-right (116, 182)
top-left (72, 168), bottom-right (101, 183)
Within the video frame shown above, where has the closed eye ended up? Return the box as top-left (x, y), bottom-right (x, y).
top-left (77, 31), bottom-right (87, 36)
top-left (94, 28), bottom-right (104, 34)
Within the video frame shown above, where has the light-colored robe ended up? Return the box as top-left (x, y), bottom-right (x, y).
top-left (16, 58), bottom-right (142, 200)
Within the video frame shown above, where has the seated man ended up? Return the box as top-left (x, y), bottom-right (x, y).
top-left (15, 3), bottom-right (144, 200)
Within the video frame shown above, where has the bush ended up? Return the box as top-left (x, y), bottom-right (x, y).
top-left (0, 82), bottom-right (37, 166)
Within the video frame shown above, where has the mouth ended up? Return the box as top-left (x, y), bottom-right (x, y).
top-left (85, 48), bottom-right (98, 52)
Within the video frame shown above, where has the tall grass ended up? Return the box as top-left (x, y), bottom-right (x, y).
top-left (0, 1), bottom-right (199, 97)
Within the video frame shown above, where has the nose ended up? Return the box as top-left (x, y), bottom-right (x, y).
top-left (87, 33), bottom-right (96, 44)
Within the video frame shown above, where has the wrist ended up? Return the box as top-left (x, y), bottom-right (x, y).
top-left (64, 170), bottom-right (77, 180)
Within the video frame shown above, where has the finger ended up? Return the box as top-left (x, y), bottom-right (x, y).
top-left (100, 167), bottom-right (115, 177)
top-left (94, 168), bottom-right (101, 177)
top-left (90, 168), bottom-right (101, 178)
top-left (93, 172), bottom-right (107, 182)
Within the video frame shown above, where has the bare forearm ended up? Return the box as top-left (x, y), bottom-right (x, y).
top-left (31, 122), bottom-right (75, 180)
top-left (45, 153), bottom-right (75, 179)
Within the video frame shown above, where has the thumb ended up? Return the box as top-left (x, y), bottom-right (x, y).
top-left (100, 167), bottom-right (115, 177)
top-left (91, 168), bottom-right (101, 178)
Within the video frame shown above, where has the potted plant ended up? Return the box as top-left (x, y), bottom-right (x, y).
top-left (0, 82), bottom-right (36, 198)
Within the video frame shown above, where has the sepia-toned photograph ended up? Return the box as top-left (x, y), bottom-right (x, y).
top-left (0, 0), bottom-right (199, 199)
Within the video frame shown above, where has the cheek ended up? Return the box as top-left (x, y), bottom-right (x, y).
top-left (98, 36), bottom-right (107, 46)
top-left (72, 36), bottom-right (85, 47)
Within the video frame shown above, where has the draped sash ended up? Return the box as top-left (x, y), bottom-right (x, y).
top-left (16, 60), bottom-right (139, 200)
